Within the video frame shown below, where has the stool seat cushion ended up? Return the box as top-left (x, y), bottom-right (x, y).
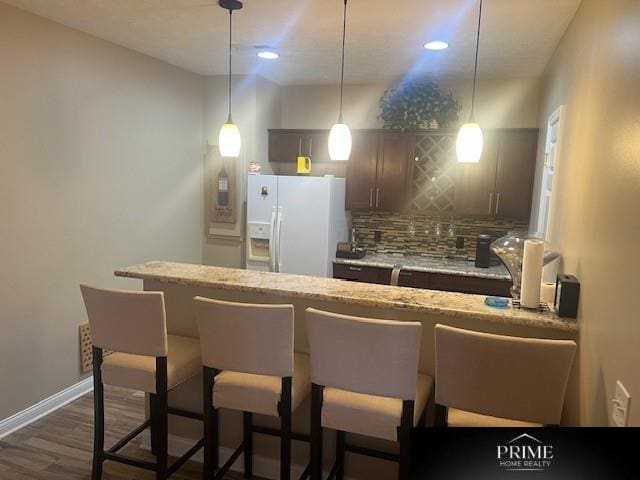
top-left (447, 408), bottom-right (543, 427)
top-left (321, 374), bottom-right (433, 442)
top-left (101, 335), bottom-right (201, 393)
top-left (213, 352), bottom-right (310, 417)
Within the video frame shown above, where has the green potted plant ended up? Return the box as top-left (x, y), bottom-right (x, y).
top-left (378, 79), bottom-right (461, 130)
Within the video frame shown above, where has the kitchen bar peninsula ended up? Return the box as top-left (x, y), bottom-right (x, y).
top-left (116, 261), bottom-right (575, 331)
top-left (114, 261), bottom-right (579, 478)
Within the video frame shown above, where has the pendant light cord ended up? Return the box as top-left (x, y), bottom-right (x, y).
top-left (227, 9), bottom-right (233, 122)
top-left (470, 0), bottom-right (483, 120)
top-left (338, 0), bottom-right (347, 122)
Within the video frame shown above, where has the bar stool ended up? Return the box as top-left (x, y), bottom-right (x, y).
top-left (80, 285), bottom-right (203, 480)
top-left (194, 297), bottom-right (311, 480)
top-left (434, 324), bottom-right (577, 427)
top-left (306, 308), bottom-right (432, 480)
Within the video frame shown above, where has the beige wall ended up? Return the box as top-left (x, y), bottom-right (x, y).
top-left (533, 0), bottom-right (640, 425)
top-left (280, 77), bottom-right (540, 129)
top-left (0, 3), bottom-right (204, 419)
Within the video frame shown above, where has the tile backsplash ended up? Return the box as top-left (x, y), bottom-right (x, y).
top-left (351, 211), bottom-right (529, 259)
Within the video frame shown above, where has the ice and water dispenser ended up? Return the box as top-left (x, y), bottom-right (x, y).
top-left (247, 221), bottom-right (271, 262)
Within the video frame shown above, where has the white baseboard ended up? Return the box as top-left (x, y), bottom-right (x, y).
top-left (0, 376), bottom-right (94, 439)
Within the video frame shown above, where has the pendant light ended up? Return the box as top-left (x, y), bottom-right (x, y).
top-left (456, 0), bottom-right (484, 163)
top-left (218, 0), bottom-right (242, 158)
top-left (328, 0), bottom-right (352, 161)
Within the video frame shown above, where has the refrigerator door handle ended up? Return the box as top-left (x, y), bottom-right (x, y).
top-left (269, 207), bottom-right (277, 272)
top-left (275, 206), bottom-right (283, 272)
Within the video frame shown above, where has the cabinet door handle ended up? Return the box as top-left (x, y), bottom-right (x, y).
top-left (399, 271), bottom-right (413, 276)
top-left (369, 188), bottom-right (373, 208)
top-left (488, 192), bottom-right (493, 215)
top-left (348, 266), bottom-right (363, 272)
top-left (495, 193), bottom-right (501, 214)
top-left (298, 137), bottom-right (302, 156)
top-left (376, 187), bottom-right (380, 208)
top-left (308, 137), bottom-right (313, 157)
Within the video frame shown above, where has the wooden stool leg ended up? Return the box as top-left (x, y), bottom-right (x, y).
top-left (280, 378), bottom-right (292, 480)
top-left (434, 404), bottom-right (448, 427)
top-left (335, 431), bottom-right (345, 480)
top-left (243, 412), bottom-right (253, 478)
top-left (398, 400), bottom-right (414, 480)
top-left (310, 383), bottom-right (324, 480)
top-left (156, 357), bottom-right (168, 480)
top-left (203, 367), bottom-right (218, 480)
top-left (398, 430), bottom-right (411, 480)
top-left (150, 393), bottom-right (158, 455)
top-left (91, 347), bottom-right (104, 480)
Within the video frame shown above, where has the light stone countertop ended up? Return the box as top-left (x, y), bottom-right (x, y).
top-left (115, 261), bottom-right (577, 332)
top-left (334, 252), bottom-right (511, 281)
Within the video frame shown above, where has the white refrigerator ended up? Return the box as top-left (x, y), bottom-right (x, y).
top-left (246, 175), bottom-right (347, 277)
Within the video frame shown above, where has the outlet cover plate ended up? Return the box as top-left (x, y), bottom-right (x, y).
top-left (612, 380), bottom-right (631, 427)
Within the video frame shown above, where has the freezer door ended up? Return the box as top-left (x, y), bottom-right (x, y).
top-left (276, 176), bottom-right (331, 276)
top-left (246, 175), bottom-right (278, 271)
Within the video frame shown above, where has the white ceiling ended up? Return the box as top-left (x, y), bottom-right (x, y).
top-left (4, 0), bottom-right (582, 85)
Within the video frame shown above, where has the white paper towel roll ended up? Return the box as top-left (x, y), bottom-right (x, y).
top-left (540, 282), bottom-right (556, 305)
top-left (521, 239), bottom-right (544, 308)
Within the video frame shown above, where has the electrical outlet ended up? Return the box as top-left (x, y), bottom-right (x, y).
top-left (612, 381), bottom-right (631, 427)
top-left (374, 230), bottom-right (382, 243)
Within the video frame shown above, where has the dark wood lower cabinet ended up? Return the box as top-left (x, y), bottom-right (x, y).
top-left (334, 263), bottom-right (511, 297)
top-left (332, 263), bottom-right (392, 285)
top-left (399, 271), bottom-right (511, 297)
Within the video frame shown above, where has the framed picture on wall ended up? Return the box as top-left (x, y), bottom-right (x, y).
top-left (205, 144), bottom-right (243, 238)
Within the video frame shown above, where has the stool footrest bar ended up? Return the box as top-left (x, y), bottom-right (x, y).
top-left (344, 443), bottom-right (399, 462)
top-left (103, 451), bottom-right (158, 471)
top-left (326, 461), bottom-right (339, 480)
top-left (251, 425), bottom-right (310, 443)
top-left (166, 438), bottom-right (204, 476)
top-left (213, 441), bottom-right (245, 480)
top-left (107, 419), bottom-right (151, 454)
top-left (298, 463), bottom-right (311, 480)
top-left (168, 407), bottom-right (203, 421)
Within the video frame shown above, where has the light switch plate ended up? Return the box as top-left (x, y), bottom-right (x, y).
top-left (612, 380), bottom-right (631, 427)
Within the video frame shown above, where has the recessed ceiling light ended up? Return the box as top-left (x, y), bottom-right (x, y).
top-left (257, 50), bottom-right (279, 60)
top-left (423, 41), bottom-right (449, 51)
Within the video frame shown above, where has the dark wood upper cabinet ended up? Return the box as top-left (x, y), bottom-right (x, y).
top-left (305, 131), bottom-right (330, 164)
top-left (268, 130), bottom-right (330, 163)
top-left (455, 131), bottom-right (499, 216)
top-left (454, 129), bottom-right (538, 219)
top-left (268, 131), bottom-right (302, 163)
top-left (344, 131), bottom-right (413, 211)
top-left (268, 128), bottom-right (537, 218)
top-left (493, 131), bottom-right (538, 218)
top-left (345, 132), bottom-right (378, 210)
top-left (375, 133), bottom-right (413, 211)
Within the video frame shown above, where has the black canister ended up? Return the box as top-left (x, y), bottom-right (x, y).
top-left (475, 234), bottom-right (492, 268)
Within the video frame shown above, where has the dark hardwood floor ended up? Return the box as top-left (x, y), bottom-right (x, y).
top-left (0, 386), bottom-right (251, 480)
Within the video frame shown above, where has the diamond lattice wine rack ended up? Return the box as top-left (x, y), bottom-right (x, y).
top-left (411, 132), bottom-right (457, 213)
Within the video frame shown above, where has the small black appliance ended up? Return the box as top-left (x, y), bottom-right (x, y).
top-left (475, 234), bottom-right (492, 268)
top-left (555, 274), bottom-right (580, 318)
